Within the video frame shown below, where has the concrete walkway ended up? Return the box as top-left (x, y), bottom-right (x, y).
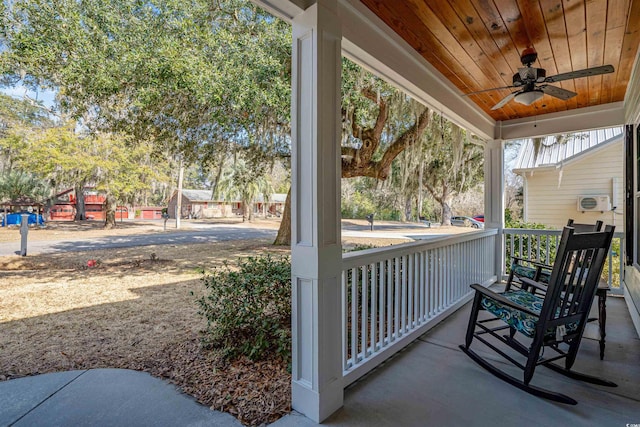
top-left (0, 369), bottom-right (242, 427)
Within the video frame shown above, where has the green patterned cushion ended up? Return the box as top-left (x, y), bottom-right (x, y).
top-left (512, 264), bottom-right (551, 284)
top-left (480, 290), bottom-right (578, 339)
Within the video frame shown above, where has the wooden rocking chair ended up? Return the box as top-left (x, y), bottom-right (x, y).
top-left (459, 225), bottom-right (616, 404)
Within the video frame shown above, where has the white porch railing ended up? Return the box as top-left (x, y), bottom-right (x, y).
top-left (503, 228), bottom-right (625, 294)
top-left (341, 230), bottom-right (497, 385)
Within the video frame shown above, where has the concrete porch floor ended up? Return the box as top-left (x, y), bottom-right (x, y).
top-left (275, 293), bottom-right (640, 426)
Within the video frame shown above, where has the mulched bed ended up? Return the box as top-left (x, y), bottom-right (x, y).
top-left (145, 338), bottom-right (291, 426)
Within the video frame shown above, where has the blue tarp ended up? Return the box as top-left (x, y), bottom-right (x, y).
top-left (1, 213), bottom-right (45, 227)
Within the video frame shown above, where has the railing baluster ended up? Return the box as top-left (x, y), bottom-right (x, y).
top-left (438, 247), bottom-right (443, 312)
top-left (408, 253), bottom-right (414, 330)
top-left (394, 257), bottom-right (400, 340)
top-left (447, 244), bottom-right (453, 305)
top-left (361, 265), bottom-right (368, 358)
top-left (401, 255), bottom-right (408, 334)
top-left (387, 259), bottom-right (392, 344)
top-left (351, 267), bottom-right (358, 364)
top-left (433, 248), bottom-right (438, 313)
top-left (342, 270), bottom-right (348, 370)
top-left (429, 249), bottom-right (434, 314)
top-left (420, 250), bottom-right (425, 322)
top-left (378, 261), bottom-right (385, 349)
top-left (415, 252), bottom-right (421, 324)
top-left (371, 262), bottom-right (377, 353)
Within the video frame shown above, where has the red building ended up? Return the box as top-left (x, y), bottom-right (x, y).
top-left (50, 188), bottom-right (162, 221)
top-left (84, 192), bottom-right (106, 220)
top-left (50, 189), bottom-right (106, 221)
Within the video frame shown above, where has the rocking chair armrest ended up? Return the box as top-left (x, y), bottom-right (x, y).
top-left (470, 284), bottom-right (539, 318)
top-left (511, 256), bottom-right (552, 271)
top-left (530, 261), bottom-right (553, 270)
top-left (520, 277), bottom-right (549, 293)
top-left (511, 255), bottom-right (537, 264)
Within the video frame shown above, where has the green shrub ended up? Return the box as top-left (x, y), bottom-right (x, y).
top-left (196, 255), bottom-right (291, 362)
top-left (504, 220), bottom-right (556, 272)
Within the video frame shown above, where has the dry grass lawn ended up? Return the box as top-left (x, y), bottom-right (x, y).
top-left (0, 229), bottom-right (292, 425)
top-left (0, 219), bottom-right (470, 425)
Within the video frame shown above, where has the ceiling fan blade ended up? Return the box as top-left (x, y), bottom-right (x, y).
top-left (491, 91), bottom-right (518, 110)
top-left (545, 65), bottom-right (614, 83)
top-left (540, 85), bottom-right (577, 100)
top-left (463, 85), bottom-right (517, 96)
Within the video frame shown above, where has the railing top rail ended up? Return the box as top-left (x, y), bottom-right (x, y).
top-left (503, 228), bottom-right (624, 239)
top-left (342, 228), bottom-right (497, 268)
top-left (503, 228), bottom-right (562, 236)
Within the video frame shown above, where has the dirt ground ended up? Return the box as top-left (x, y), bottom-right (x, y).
top-left (0, 219), bottom-right (472, 425)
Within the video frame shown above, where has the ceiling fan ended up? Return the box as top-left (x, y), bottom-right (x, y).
top-left (465, 47), bottom-right (615, 110)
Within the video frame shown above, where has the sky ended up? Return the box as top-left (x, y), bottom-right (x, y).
top-left (2, 83), bottom-right (57, 109)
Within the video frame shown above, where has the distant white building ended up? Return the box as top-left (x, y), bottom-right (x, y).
top-left (167, 189), bottom-right (241, 219)
top-left (512, 127), bottom-right (624, 231)
top-left (167, 189), bottom-right (287, 219)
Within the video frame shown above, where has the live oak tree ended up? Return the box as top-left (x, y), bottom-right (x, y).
top-left (420, 114), bottom-right (484, 225)
top-left (0, 0), bottom-right (291, 219)
top-left (13, 124), bottom-right (160, 227)
top-left (0, 94), bottom-right (55, 174)
top-left (273, 60), bottom-right (432, 245)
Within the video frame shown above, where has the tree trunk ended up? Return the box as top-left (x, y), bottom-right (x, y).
top-left (74, 183), bottom-right (86, 221)
top-left (176, 160), bottom-right (184, 229)
top-left (210, 151), bottom-right (225, 200)
top-left (441, 194), bottom-right (453, 226)
top-left (246, 199), bottom-right (253, 221)
top-left (273, 188), bottom-right (291, 246)
top-left (103, 194), bottom-right (116, 229)
top-left (404, 197), bottom-right (412, 223)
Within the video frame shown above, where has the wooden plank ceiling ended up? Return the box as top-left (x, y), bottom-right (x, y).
top-left (360, 0), bottom-right (640, 121)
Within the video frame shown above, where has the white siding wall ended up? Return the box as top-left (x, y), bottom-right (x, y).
top-left (523, 141), bottom-right (624, 230)
top-left (625, 266), bottom-right (640, 337)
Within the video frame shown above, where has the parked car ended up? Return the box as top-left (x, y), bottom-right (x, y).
top-left (472, 214), bottom-right (484, 222)
top-left (451, 216), bottom-right (484, 229)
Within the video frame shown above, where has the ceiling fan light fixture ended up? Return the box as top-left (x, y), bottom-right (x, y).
top-left (514, 90), bottom-right (544, 106)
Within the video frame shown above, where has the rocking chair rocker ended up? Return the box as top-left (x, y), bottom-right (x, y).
top-left (459, 225), bottom-right (616, 404)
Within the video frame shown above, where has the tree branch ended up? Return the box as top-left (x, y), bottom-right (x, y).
top-left (375, 107), bottom-right (430, 179)
top-left (361, 87), bottom-right (388, 139)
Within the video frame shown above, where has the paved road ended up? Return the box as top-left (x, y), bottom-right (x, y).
top-left (0, 221), bottom-right (458, 256)
top-left (0, 225), bottom-right (278, 256)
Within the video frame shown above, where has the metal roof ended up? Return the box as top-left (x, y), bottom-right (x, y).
top-left (513, 127), bottom-right (624, 172)
top-left (255, 193), bottom-right (288, 203)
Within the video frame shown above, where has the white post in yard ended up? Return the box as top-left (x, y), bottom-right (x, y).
top-left (484, 139), bottom-right (505, 280)
top-left (20, 214), bottom-right (29, 256)
top-left (290, 1), bottom-right (343, 422)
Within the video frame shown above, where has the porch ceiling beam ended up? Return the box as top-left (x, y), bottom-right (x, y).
top-left (253, 0), bottom-right (308, 21)
top-left (497, 102), bottom-right (625, 141)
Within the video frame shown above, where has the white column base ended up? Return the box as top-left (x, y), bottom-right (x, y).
top-left (292, 376), bottom-right (344, 423)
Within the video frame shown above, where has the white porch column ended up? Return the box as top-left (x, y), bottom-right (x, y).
top-left (484, 139), bottom-right (505, 279)
top-left (290, 1), bottom-right (343, 422)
